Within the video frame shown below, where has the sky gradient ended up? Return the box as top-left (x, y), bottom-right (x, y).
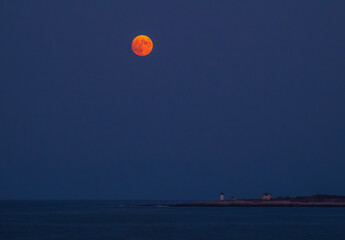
top-left (1, 1), bottom-right (345, 200)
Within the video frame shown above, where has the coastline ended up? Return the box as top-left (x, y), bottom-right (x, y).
top-left (171, 198), bottom-right (345, 207)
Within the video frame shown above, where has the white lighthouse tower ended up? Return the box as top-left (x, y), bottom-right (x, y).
top-left (220, 192), bottom-right (224, 201)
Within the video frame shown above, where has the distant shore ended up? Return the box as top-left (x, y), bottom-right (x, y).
top-left (171, 195), bottom-right (345, 207)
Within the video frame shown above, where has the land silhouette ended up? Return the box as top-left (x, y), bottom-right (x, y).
top-left (173, 195), bottom-right (345, 207)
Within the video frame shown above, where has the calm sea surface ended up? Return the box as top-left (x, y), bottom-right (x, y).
top-left (1, 200), bottom-right (345, 240)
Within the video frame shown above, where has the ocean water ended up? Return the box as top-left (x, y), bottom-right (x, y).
top-left (1, 201), bottom-right (345, 240)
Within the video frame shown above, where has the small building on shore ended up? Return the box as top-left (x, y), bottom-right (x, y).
top-left (220, 192), bottom-right (224, 201)
top-left (262, 192), bottom-right (272, 200)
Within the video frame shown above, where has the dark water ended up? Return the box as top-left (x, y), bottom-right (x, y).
top-left (1, 201), bottom-right (345, 240)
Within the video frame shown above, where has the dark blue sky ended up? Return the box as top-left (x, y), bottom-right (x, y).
top-left (1, 1), bottom-right (345, 200)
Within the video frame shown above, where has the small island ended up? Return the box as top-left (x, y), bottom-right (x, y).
top-left (172, 194), bottom-right (345, 207)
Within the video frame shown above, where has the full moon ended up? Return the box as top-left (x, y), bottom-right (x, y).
top-left (132, 35), bottom-right (153, 56)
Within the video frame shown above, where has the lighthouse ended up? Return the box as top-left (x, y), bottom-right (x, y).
top-left (220, 192), bottom-right (224, 201)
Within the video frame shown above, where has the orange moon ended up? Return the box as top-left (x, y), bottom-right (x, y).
top-left (132, 35), bottom-right (153, 56)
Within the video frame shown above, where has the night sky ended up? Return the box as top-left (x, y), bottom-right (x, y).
top-left (1, 1), bottom-right (345, 200)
